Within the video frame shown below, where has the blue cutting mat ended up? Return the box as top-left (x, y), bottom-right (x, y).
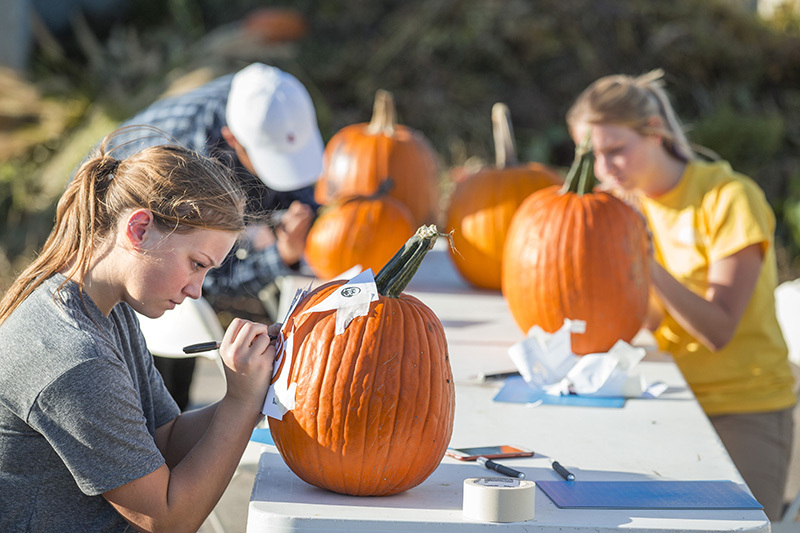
top-left (493, 376), bottom-right (626, 408)
top-left (538, 480), bottom-right (763, 510)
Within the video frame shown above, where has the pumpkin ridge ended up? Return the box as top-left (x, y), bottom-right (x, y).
top-left (340, 314), bottom-right (368, 450)
top-left (354, 302), bottom-right (389, 494)
top-left (545, 193), bottom-right (569, 333)
top-left (379, 297), bottom-right (408, 492)
top-left (379, 298), bottom-right (421, 495)
top-left (406, 302), bottom-right (440, 490)
top-left (394, 300), bottom-right (428, 492)
top-left (552, 195), bottom-right (570, 333)
top-left (383, 297), bottom-right (441, 493)
top-left (311, 314), bottom-right (341, 489)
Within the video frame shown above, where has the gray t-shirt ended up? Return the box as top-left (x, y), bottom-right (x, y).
top-left (0, 274), bottom-right (181, 532)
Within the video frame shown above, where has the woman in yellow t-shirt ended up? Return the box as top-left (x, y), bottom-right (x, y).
top-left (567, 69), bottom-right (796, 520)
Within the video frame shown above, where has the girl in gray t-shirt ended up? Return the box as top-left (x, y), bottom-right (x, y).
top-left (0, 129), bottom-right (277, 532)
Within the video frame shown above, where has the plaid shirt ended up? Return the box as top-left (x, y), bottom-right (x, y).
top-left (117, 73), bottom-right (317, 298)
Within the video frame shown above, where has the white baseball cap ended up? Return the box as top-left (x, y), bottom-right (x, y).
top-left (226, 63), bottom-right (324, 191)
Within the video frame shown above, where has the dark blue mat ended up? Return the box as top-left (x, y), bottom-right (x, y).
top-left (538, 480), bottom-right (762, 510)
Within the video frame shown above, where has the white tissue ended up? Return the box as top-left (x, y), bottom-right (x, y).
top-left (508, 320), bottom-right (662, 399)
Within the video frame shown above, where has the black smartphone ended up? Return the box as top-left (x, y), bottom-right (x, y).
top-left (445, 445), bottom-right (534, 461)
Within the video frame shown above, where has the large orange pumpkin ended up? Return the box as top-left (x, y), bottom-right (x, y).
top-left (446, 103), bottom-right (562, 290)
top-left (304, 192), bottom-right (415, 281)
top-left (269, 225), bottom-right (455, 496)
top-left (501, 138), bottom-right (650, 355)
top-left (314, 89), bottom-right (441, 226)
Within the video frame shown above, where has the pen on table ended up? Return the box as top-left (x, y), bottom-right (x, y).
top-left (182, 335), bottom-right (277, 355)
top-left (551, 460), bottom-right (575, 481)
top-left (476, 456), bottom-right (525, 479)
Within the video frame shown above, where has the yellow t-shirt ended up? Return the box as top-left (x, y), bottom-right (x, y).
top-left (641, 160), bottom-right (796, 416)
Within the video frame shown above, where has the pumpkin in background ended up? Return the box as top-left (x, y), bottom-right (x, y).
top-left (241, 7), bottom-right (308, 43)
top-left (304, 191), bottom-right (415, 281)
top-left (445, 103), bottom-right (562, 290)
top-left (501, 138), bottom-right (650, 355)
top-left (269, 225), bottom-right (455, 496)
top-left (314, 89), bottom-right (441, 226)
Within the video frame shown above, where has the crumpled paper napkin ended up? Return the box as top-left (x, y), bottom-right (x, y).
top-left (507, 319), bottom-right (666, 398)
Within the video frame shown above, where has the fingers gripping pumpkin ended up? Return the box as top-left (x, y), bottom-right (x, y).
top-left (268, 225), bottom-right (455, 496)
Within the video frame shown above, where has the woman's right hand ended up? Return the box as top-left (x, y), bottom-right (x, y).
top-left (218, 318), bottom-right (277, 407)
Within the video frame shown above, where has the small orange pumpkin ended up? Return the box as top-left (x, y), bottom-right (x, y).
top-left (501, 138), bottom-right (650, 355)
top-left (446, 103), bottom-right (562, 290)
top-left (304, 191), bottom-right (416, 281)
top-left (269, 225), bottom-right (455, 496)
top-left (314, 89), bottom-right (441, 226)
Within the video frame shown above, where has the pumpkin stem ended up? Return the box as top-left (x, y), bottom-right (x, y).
top-left (375, 224), bottom-right (439, 298)
top-left (491, 103), bottom-right (519, 168)
top-left (366, 89), bottom-right (396, 136)
top-left (561, 132), bottom-right (596, 196)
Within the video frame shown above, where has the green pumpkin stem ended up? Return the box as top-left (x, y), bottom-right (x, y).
top-left (561, 132), bottom-right (596, 196)
top-left (375, 224), bottom-right (439, 298)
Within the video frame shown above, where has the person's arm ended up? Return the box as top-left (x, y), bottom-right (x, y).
top-left (274, 200), bottom-right (314, 267)
top-left (649, 243), bottom-right (763, 351)
top-left (102, 318), bottom-right (275, 533)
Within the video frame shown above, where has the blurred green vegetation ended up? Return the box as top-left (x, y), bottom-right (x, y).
top-left (2, 0), bottom-right (800, 291)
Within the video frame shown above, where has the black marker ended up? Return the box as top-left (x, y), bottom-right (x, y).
top-left (477, 456), bottom-right (525, 479)
top-left (552, 460), bottom-right (575, 481)
top-left (182, 335), bottom-right (277, 354)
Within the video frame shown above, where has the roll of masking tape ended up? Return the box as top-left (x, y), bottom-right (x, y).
top-left (462, 477), bottom-right (536, 523)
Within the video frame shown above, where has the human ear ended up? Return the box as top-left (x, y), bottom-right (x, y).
top-left (221, 126), bottom-right (239, 149)
top-left (125, 209), bottom-right (154, 247)
top-left (222, 125), bottom-right (256, 175)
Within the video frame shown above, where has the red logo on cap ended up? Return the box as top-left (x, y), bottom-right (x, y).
top-left (287, 133), bottom-right (295, 144)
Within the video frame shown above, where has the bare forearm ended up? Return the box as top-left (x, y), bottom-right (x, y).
top-left (158, 402), bottom-right (220, 468)
top-left (167, 398), bottom-right (260, 526)
top-left (650, 262), bottom-right (735, 351)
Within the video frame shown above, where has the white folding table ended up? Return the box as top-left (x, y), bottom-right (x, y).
top-left (247, 241), bottom-right (769, 532)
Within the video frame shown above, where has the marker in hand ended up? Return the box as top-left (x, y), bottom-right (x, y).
top-left (477, 456), bottom-right (525, 479)
top-left (182, 335), bottom-right (277, 354)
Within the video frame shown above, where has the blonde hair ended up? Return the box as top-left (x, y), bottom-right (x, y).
top-left (0, 127), bottom-right (247, 324)
top-left (566, 69), bottom-right (696, 162)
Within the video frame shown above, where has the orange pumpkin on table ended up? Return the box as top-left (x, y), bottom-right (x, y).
top-left (304, 188), bottom-right (415, 281)
top-left (314, 89), bottom-right (441, 226)
top-left (269, 225), bottom-right (455, 496)
top-left (445, 103), bottom-right (562, 290)
top-left (501, 137), bottom-right (650, 355)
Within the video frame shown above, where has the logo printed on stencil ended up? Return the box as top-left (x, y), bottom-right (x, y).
top-left (341, 286), bottom-right (361, 298)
